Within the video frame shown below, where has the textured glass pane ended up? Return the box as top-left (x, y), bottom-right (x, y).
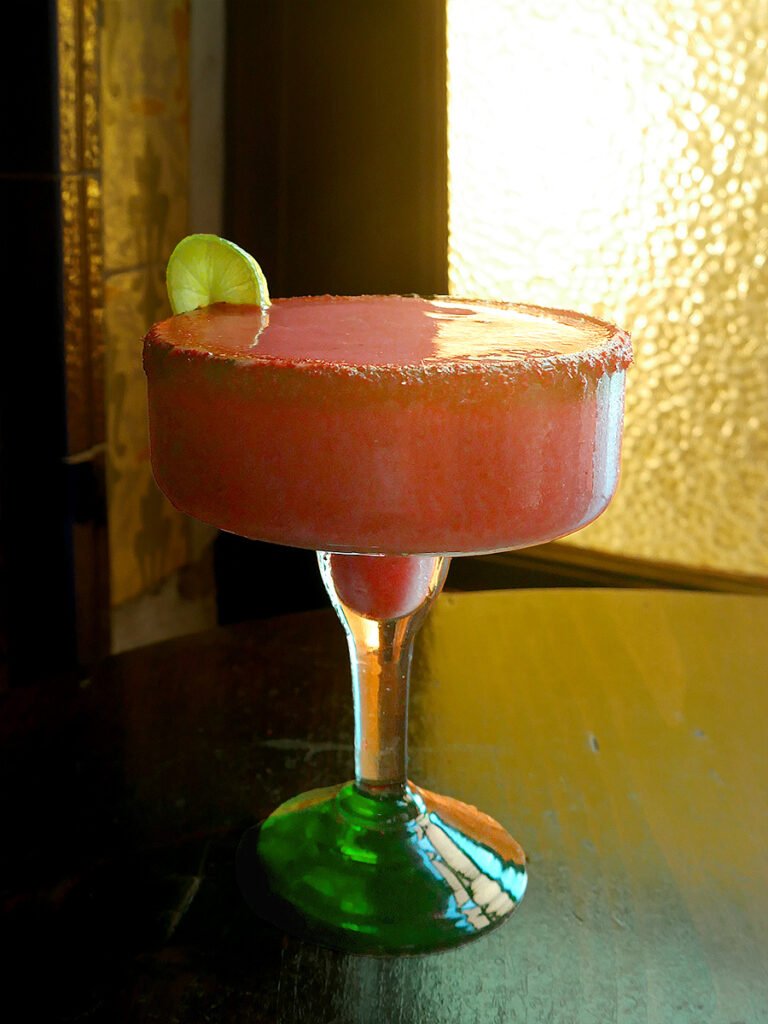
top-left (447, 0), bottom-right (768, 577)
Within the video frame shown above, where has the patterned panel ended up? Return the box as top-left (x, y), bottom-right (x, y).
top-left (58, 0), bottom-right (102, 174)
top-left (58, 0), bottom-right (105, 454)
top-left (447, 0), bottom-right (768, 576)
top-left (56, 0), bottom-right (80, 174)
top-left (101, 0), bottom-right (189, 273)
top-left (57, 0), bottom-right (111, 663)
top-left (101, 0), bottom-right (198, 605)
top-left (60, 174), bottom-right (106, 455)
top-left (104, 267), bottom-right (191, 603)
top-left (80, 0), bottom-right (101, 170)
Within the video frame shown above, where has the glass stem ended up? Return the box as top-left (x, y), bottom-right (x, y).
top-left (317, 552), bottom-right (450, 798)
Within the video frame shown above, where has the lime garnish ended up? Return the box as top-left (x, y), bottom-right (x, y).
top-left (166, 234), bottom-right (270, 314)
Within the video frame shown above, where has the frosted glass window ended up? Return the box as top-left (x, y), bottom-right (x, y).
top-left (447, 0), bottom-right (768, 577)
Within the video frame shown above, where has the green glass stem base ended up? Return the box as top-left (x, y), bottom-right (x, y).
top-left (237, 781), bottom-right (527, 955)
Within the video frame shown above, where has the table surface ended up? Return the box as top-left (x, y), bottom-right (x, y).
top-left (2, 588), bottom-right (766, 1024)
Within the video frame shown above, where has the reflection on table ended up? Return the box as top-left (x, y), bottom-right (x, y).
top-left (1, 589), bottom-right (765, 1023)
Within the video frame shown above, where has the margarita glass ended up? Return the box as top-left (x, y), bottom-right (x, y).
top-left (144, 294), bottom-right (631, 954)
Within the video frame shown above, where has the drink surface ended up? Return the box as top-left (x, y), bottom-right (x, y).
top-left (144, 295), bottom-right (631, 555)
top-left (152, 294), bottom-right (622, 369)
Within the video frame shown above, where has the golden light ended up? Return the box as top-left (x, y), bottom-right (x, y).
top-left (447, 0), bottom-right (768, 577)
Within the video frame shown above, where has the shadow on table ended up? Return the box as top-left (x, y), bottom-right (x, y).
top-left (4, 827), bottom-right (528, 1024)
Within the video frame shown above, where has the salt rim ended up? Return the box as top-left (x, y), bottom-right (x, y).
top-left (144, 294), bottom-right (632, 384)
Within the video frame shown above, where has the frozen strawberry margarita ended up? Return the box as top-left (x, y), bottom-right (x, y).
top-left (143, 295), bottom-right (631, 555)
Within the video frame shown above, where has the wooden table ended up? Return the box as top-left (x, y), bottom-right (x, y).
top-left (2, 589), bottom-right (766, 1023)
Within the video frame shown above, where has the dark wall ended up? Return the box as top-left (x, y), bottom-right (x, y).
top-left (219, 0), bottom-right (448, 622)
top-left (0, 3), bottom-right (78, 685)
top-left (226, 0), bottom-right (448, 300)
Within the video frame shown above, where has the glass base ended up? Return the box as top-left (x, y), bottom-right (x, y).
top-left (237, 781), bottom-right (527, 955)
